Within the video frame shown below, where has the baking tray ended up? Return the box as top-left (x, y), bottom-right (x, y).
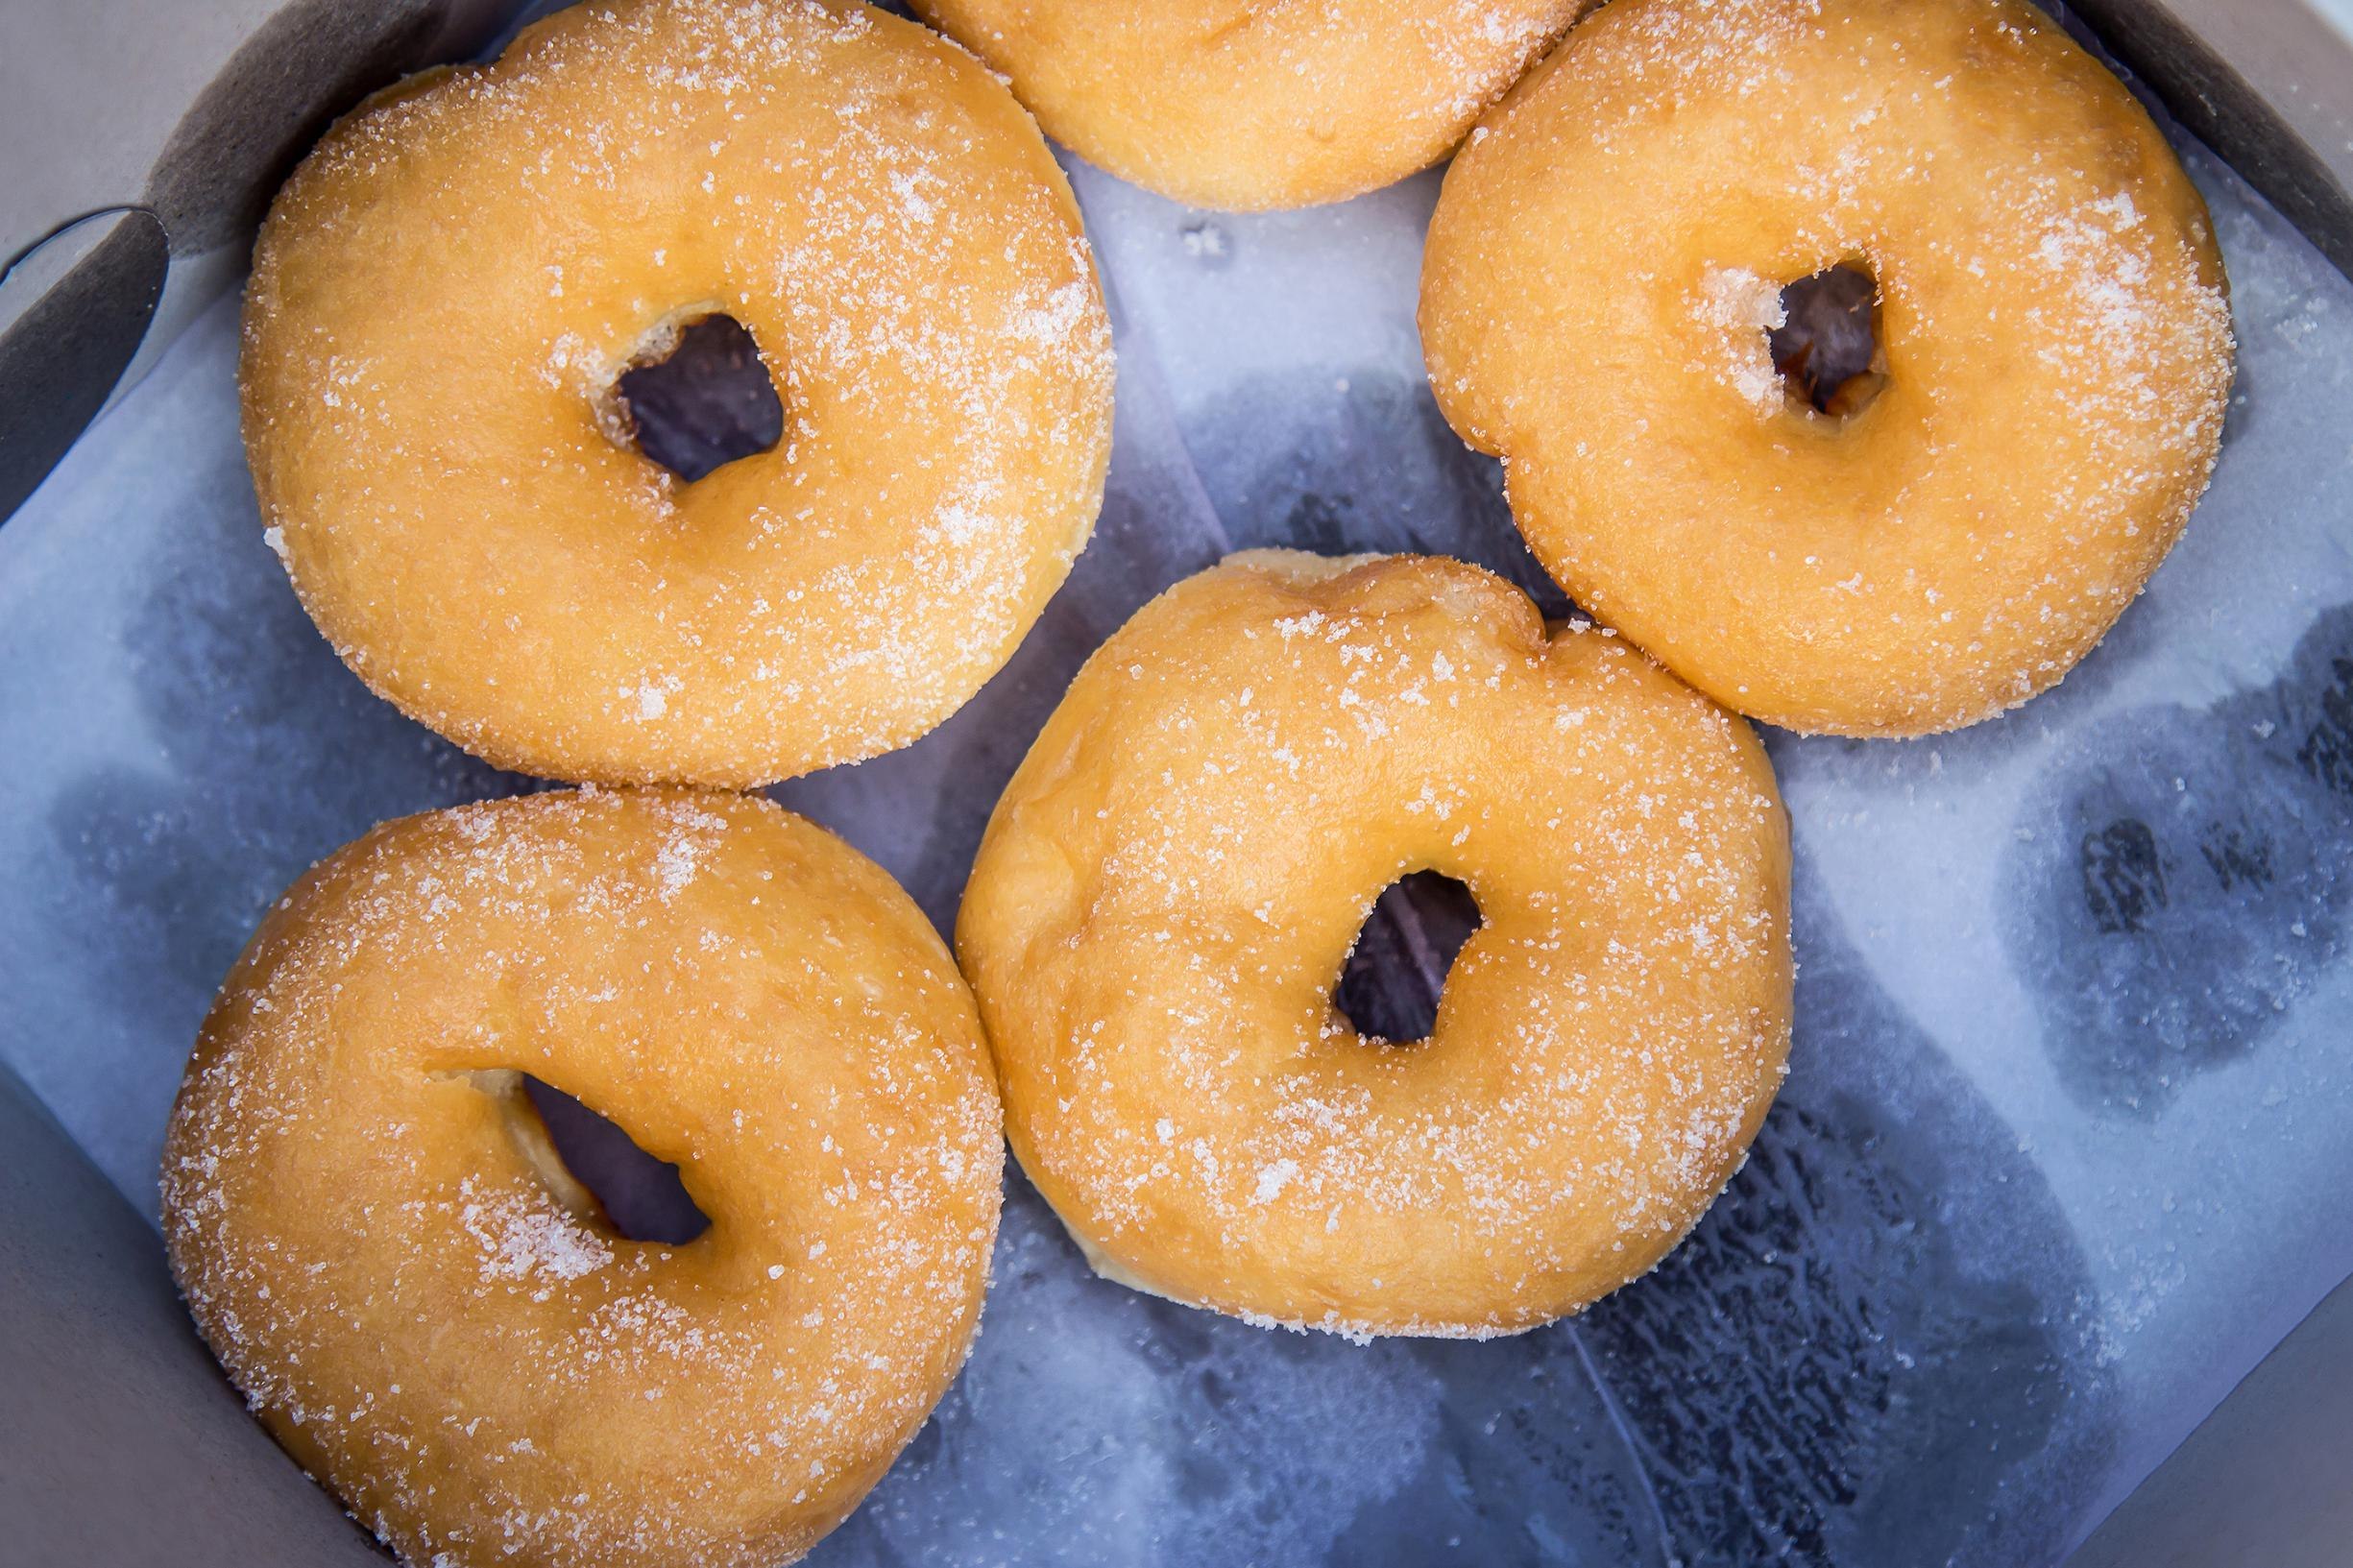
top-left (4, 2), bottom-right (2353, 1564)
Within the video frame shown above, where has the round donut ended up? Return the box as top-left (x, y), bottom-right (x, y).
top-left (910, 0), bottom-right (1591, 211)
top-left (242, 0), bottom-right (1115, 787)
top-left (1419, 0), bottom-right (2236, 737)
top-left (957, 551), bottom-right (1792, 1337)
top-left (161, 788), bottom-right (1003, 1568)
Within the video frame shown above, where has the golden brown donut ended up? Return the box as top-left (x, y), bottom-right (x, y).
top-left (161, 788), bottom-right (1003, 1568)
top-left (1420, 0), bottom-right (2236, 737)
top-left (243, 0), bottom-right (1114, 787)
top-left (958, 551), bottom-right (1792, 1338)
top-left (910, 0), bottom-right (1591, 210)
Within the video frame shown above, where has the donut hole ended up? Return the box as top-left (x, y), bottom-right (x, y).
top-left (1333, 871), bottom-right (1482, 1046)
top-left (1769, 262), bottom-right (1887, 419)
top-left (473, 1069), bottom-right (712, 1244)
top-left (609, 312), bottom-right (785, 483)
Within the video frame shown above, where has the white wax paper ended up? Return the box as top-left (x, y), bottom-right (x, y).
top-left (4, 14), bottom-right (2351, 1562)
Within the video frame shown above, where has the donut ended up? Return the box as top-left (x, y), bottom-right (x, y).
top-left (909, 0), bottom-right (1591, 211)
top-left (1419, 0), bottom-right (2236, 737)
top-left (242, 0), bottom-right (1115, 788)
top-left (957, 551), bottom-right (1792, 1337)
top-left (161, 788), bottom-right (1003, 1568)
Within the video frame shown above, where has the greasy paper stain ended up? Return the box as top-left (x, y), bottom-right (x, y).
top-left (45, 458), bottom-right (537, 1028)
top-left (2005, 603), bottom-right (2353, 1114)
top-left (1182, 367), bottom-right (1572, 621)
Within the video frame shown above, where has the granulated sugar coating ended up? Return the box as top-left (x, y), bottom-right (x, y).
top-left (241, 0), bottom-right (1115, 789)
top-left (910, 0), bottom-right (1593, 211)
top-left (958, 552), bottom-right (1793, 1338)
top-left (1419, 0), bottom-right (2237, 738)
top-left (159, 788), bottom-right (1004, 1568)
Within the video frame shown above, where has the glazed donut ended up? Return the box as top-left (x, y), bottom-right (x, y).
top-left (1420, 0), bottom-right (2236, 737)
top-left (957, 551), bottom-right (1792, 1337)
top-left (910, 0), bottom-right (1591, 211)
top-left (161, 789), bottom-right (1003, 1568)
top-left (242, 0), bottom-right (1114, 787)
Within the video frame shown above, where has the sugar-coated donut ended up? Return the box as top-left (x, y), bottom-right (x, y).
top-left (958, 551), bottom-right (1792, 1338)
top-left (1420, 0), bottom-right (2236, 737)
top-left (243, 0), bottom-right (1114, 788)
top-left (161, 788), bottom-right (1003, 1568)
top-left (910, 0), bottom-right (1590, 211)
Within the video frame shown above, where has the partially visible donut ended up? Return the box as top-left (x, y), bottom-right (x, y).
top-left (161, 788), bottom-right (1004, 1568)
top-left (910, 0), bottom-right (1591, 210)
top-left (958, 551), bottom-right (1792, 1338)
top-left (243, 0), bottom-right (1115, 787)
top-left (1420, 0), bottom-right (2236, 737)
